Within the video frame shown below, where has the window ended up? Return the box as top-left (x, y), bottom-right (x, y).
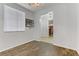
top-left (4, 5), bottom-right (25, 32)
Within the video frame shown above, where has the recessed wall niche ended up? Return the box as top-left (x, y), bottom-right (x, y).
top-left (25, 18), bottom-right (34, 27)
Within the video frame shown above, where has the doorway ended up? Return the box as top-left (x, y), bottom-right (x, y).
top-left (38, 11), bottom-right (53, 42)
top-left (48, 20), bottom-right (53, 37)
top-left (40, 11), bottom-right (53, 38)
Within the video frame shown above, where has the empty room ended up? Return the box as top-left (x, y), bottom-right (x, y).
top-left (0, 3), bottom-right (79, 56)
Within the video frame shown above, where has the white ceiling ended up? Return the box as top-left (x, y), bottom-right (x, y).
top-left (18, 3), bottom-right (50, 11)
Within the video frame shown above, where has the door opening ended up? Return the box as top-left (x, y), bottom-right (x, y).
top-left (40, 11), bottom-right (53, 38)
top-left (49, 22), bottom-right (53, 37)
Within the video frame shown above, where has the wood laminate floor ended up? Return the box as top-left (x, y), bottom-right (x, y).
top-left (0, 41), bottom-right (78, 56)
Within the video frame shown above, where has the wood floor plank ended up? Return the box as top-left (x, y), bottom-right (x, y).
top-left (0, 41), bottom-right (78, 56)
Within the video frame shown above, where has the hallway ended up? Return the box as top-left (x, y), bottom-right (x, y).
top-left (37, 37), bottom-right (53, 43)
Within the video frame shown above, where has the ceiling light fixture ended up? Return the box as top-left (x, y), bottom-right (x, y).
top-left (29, 3), bottom-right (42, 8)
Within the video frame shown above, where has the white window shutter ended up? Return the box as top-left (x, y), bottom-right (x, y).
top-left (4, 5), bottom-right (25, 32)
